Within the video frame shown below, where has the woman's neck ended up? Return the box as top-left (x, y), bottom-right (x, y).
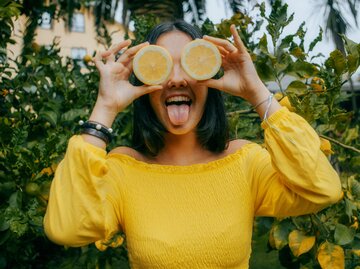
top-left (151, 132), bottom-right (218, 165)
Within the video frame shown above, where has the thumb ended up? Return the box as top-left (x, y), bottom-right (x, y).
top-left (197, 78), bottom-right (225, 92)
top-left (134, 85), bottom-right (163, 98)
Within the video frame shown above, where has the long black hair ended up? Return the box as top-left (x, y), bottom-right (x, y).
top-left (132, 20), bottom-right (229, 156)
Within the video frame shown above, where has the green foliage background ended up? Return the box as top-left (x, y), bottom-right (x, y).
top-left (1, 1), bottom-right (360, 268)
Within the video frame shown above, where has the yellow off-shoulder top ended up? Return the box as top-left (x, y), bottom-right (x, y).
top-left (44, 107), bottom-right (342, 268)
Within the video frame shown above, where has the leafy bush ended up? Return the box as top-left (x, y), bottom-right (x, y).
top-left (1, 1), bottom-right (359, 268)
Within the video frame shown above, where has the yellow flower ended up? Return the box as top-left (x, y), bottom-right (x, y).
top-left (320, 137), bottom-right (334, 156)
top-left (1, 89), bottom-right (9, 97)
top-left (311, 77), bottom-right (326, 93)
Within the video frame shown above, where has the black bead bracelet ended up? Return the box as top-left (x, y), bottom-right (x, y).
top-left (79, 120), bottom-right (113, 144)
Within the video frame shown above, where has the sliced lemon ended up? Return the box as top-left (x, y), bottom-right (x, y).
top-left (133, 45), bottom-right (173, 85)
top-left (181, 39), bottom-right (222, 80)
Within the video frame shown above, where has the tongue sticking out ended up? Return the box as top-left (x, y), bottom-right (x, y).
top-left (167, 104), bottom-right (190, 125)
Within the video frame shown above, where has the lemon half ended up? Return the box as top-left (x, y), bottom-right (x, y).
top-left (181, 39), bottom-right (221, 81)
top-left (133, 45), bottom-right (173, 85)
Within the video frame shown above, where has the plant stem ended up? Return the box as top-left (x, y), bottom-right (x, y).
top-left (227, 108), bottom-right (253, 116)
top-left (319, 134), bottom-right (360, 154)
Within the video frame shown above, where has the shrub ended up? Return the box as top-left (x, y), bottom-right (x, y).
top-left (1, 1), bottom-right (359, 268)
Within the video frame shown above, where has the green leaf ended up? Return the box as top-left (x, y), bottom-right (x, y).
top-left (345, 198), bottom-right (358, 219)
top-left (309, 27), bottom-right (323, 52)
top-left (258, 34), bottom-right (269, 54)
top-left (0, 215), bottom-right (10, 231)
top-left (347, 54), bottom-right (360, 74)
top-left (269, 220), bottom-right (294, 249)
top-left (334, 223), bottom-right (355, 245)
top-left (290, 46), bottom-right (305, 60)
top-left (343, 127), bottom-right (359, 144)
top-left (39, 109), bottom-right (58, 126)
top-left (349, 176), bottom-right (360, 199)
top-left (61, 108), bottom-right (88, 122)
top-left (279, 34), bottom-right (294, 50)
top-left (40, 57), bottom-right (52, 65)
top-left (342, 35), bottom-right (360, 57)
top-left (8, 191), bottom-right (21, 208)
top-left (255, 55), bottom-right (276, 81)
top-left (328, 50), bottom-right (347, 75)
top-left (287, 60), bottom-right (319, 78)
top-left (258, 2), bottom-right (266, 17)
top-left (286, 80), bottom-right (307, 94)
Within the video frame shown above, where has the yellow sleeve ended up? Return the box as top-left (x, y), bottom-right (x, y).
top-left (43, 135), bottom-right (123, 248)
top-left (249, 107), bottom-right (342, 217)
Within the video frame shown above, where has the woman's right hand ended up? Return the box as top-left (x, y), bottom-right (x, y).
top-left (93, 40), bottom-right (163, 114)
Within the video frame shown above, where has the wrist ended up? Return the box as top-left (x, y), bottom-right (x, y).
top-left (89, 100), bottom-right (118, 127)
top-left (244, 84), bottom-right (271, 107)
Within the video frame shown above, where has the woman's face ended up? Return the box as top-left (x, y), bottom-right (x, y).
top-left (148, 30), bottom-right (208, 135)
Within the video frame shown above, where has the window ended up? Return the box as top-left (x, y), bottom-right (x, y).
top-left (71, 47), bottom-right (87, 67)
top-left (71, 13), bottom-right (85, 32)
top-left (39, 12), bottom-right (52, 29)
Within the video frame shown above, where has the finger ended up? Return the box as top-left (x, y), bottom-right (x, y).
top-left (102, 51), bottom-right (115, 63)
top-left (134, 85), bottom-right (163, 98)
top-left (230, 24), bottom-right (247, 53)
top-left (117, 41), bottom-right (149, 64)
top-left (109, 39), bottom-right (132, 55)
top-left (197, 78), bottom-right (225, 92)
top-left (217, 46), bottom-right (228, 57)
top-left (203, 35), bottom-right (237, 53)
top-left (93, 50), bottom-right (104, 68)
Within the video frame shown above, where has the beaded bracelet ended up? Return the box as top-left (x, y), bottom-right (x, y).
top-left (79, 120), bottom-right (113, 144)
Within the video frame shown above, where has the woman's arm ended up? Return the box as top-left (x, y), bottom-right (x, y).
top-left (248, 108), bottom-right (342, 217)
top-left (44, 40), bottom-right (159, 247)
top-left (203, 25), bottom-right (341, 216)
top-left (202, 25), bottom-right (282, 119)
top-left (82, 40), bottom-right (163, 148)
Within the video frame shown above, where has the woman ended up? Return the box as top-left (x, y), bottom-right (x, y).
top-left (44, 21), bottom-right (342, 268)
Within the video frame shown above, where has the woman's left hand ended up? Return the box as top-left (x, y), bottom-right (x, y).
top-left (201, 25), bottom-right (269, 105)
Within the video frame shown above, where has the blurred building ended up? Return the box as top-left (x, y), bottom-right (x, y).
top-left (8, 7), bottom-right (126, 65)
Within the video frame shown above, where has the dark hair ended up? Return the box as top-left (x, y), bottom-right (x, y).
top-left (132, 20), bottom-right (229, 156)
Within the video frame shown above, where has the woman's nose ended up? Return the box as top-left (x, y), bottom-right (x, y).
top-left (167, 64), bottom-right (188, 88)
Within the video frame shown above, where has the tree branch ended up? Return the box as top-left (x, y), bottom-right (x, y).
top-left (227, 108), bottom-right (253, 116)
top-left (319, 134), bottom-right (360, 154)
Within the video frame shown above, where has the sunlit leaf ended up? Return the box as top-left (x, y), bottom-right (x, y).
top-left (317, 241), bottom-right (344, 269)
top-left (352, 249), bottom-right (360, 257)
top-left (288, 230), bottom-right (316, 257)
top-left (328, 50), bottom-right (347, 75)
top-left (286, 80), bottom-right (307, 94)
top-left (269, 220), bottom-right (294, 249)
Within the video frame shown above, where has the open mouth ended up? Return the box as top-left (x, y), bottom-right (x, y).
top-left (165, 96), bottom-right (192, 106)
top-left (165, 95), bottom-right (192, 125)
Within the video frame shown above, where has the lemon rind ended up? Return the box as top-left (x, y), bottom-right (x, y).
top-left (133, 45), bottom-right (173, 85)
top-left (181, 39), bottom-right (222, 81)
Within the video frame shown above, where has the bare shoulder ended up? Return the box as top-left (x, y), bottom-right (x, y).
top-left (109, 146), bottom-right (145, 161)
top-left (226, 139), bottom-right (252, 155)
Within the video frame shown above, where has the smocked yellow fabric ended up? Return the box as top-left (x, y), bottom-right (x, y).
top-left (44, 107), bottom-right (342, 268)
